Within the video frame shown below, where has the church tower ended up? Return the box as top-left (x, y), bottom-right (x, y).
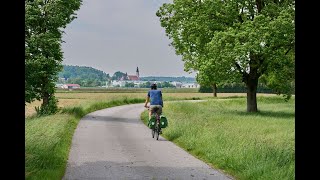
top-left (136, 67), bottom-right (139, 78)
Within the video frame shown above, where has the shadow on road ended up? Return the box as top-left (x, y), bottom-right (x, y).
top-left (82, 115), bottom-right (142, 124)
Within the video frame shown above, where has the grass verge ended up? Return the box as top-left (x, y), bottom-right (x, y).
top-left (25, 97), bottom-right (145, 180)
top-left (141, 96), bottom-right (295, 180)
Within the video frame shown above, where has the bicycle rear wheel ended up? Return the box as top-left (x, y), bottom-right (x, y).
top-left (156, 124), bottom-right (160, 140)
top-left (152, 127), bottom-right (155, 138)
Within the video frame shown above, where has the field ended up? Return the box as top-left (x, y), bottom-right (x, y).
top-left (25, 89), bottom-right (287, 180)
top-left (25, 92), bottom-right (210, 117)
top-left (26, 89), bottom-right (276, 117)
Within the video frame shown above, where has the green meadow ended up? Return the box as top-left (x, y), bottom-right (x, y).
top-left (25, 90), bottom-right (293, 180)
top-left (141, 96), bottom-right (295, 180)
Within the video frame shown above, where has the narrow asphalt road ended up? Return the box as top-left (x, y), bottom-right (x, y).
top-left (63, 103), bottom-right (233, 180)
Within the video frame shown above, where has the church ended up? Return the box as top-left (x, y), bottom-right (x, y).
top-left (120, 67), bottom-right (140, 81)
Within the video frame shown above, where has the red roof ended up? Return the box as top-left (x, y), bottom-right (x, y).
top-left (65, 84), bottom-right (80, 87)
top-left (127, 75), bottom-right (139, 81)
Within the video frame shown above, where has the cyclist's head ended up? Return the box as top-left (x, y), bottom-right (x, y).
top-left (151, 83), bottom-right (157, 90)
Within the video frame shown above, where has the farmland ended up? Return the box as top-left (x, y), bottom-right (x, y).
top-left (25, 89), bottom-right (287, 180)
top-left (26, 88), bottom-right (276, 117)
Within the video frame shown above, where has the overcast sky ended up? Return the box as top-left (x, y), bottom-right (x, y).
top-left (61, 0), bottom-right (196, 77)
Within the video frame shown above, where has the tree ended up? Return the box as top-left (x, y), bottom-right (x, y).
top-left (25, 0), bottom-right (82, 115)
top-left (62, 71), bottom-right (71, 80)
top-left (161, 81), bottom-right (175, 88)
top-left (156, 0), bottom-right (294, 112)
top-left (196, 57), bottom-right (242, 97)
top-left (145, 81), bottom-right (151, 88)
top-left (196, 72), bottom-right (218, 97)
top-left (125, 82), bottom-right (135, 88)
top-left (112, 71), bottom-right (126, 80)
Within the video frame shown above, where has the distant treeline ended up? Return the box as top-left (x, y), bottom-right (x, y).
top-left (57, 65), bottom-right (197, 87)
top-left (140, 76), bottom-right (196, 82)
top-left (199, 83), bottom-right (275, 93)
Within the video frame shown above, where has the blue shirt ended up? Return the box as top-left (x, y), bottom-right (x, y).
top-left (148, 90), bottom-right (163, 106)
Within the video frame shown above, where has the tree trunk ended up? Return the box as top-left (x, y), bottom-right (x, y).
top-left (241, 52), bottom-right (262, 112)
top-left (212, 83), bottom-right (217, 97)
top-left (246, 79), bottom-right (258, 112)
top-left (41, 75), bottom-right (50, 107)
top-left (42, 92), bottom-right (49, 107)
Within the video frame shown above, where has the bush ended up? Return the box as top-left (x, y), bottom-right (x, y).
top-left (35, 96), bottom-right (59, 116)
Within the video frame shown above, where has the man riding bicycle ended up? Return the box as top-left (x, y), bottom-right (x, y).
top-left (144, 83), bottom-right (163, 121)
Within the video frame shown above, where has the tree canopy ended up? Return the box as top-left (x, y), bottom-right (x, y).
top-left (25, 0), bottom-right (82, 114)
top-left (157, 0), bottom-right (295, 112)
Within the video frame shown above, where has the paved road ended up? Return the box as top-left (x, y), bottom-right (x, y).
top-left (63, 103), bottom-right (233, 180)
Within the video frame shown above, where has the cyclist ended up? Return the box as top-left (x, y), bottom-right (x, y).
top-left (144, 83), bottom-right (163, 121)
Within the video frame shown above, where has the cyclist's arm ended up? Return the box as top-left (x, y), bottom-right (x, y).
top-left (144, 91), bottom-right (150, 107)
top-left (160, 91), bottom-right (163, 107)
top-left (144, 96), bottom-right (150, 107)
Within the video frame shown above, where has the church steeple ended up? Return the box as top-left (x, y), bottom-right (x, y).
top-left (136, 67), bottom-right (139, 78)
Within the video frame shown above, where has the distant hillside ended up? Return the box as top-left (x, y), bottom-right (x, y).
top-left (57, 65), bottom-right (110, 87)
top-left (56, 65), bottom-right (196, 87)
top-left (140, 76), bottom-right (196, 82)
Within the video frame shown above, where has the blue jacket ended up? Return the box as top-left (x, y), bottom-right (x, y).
top-left (148, 90), bottom-right (163, 107)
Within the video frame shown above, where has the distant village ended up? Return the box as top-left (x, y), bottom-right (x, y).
top-left (56, 67), bottom-right (200, 89)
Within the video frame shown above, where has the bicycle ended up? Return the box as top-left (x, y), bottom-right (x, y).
top-left (147, 106), bottom-right (162, 140)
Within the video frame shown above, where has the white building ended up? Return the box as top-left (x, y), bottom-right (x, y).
top-left (170, 81), bottom-right (183, 88)
top-left (61, 84), bottom-right (81, 89)
top-left (55, 83), bottom-right (64, 88)
top-left (108, 80), bottom-right (150, 88)
top-left (181, 83), bottom-right (199, 88)
top-left (109, 80), bottom-right (126, 87)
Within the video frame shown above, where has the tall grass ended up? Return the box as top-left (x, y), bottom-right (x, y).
top-left (25, 97), bottom-right (145, 180)
top-left (141, 96), bottom-right (295, 180)
top-left (25, 114), bottom-right (77, 180)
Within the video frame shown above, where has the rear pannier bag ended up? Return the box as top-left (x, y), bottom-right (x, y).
top-left (148, 115), bottom-right (156, 129)
top-left (160, 115), bottom-right (168, 128)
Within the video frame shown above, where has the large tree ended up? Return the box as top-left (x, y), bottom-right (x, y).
top-left (112, 71), bottom-right (127, 80)
top-left (25, 0), bottom-right (82, 114)
top-left (156, 0), bottom-right (294, 112)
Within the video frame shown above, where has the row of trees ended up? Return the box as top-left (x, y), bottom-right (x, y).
top-left (57, 67), bottom-right (193, 87)
top-left (59, 78), bottom-right (105, 87)
top-left (25, 0), bottom-right (82, 115)
top-left (121, 81), bottom-right (176, 88)
top-left (199, 83), bottom-right (275, 94)
top-left (140, 76), bottom-right (196, 82)
top-left (156, 0), bottom-right (295, 112)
